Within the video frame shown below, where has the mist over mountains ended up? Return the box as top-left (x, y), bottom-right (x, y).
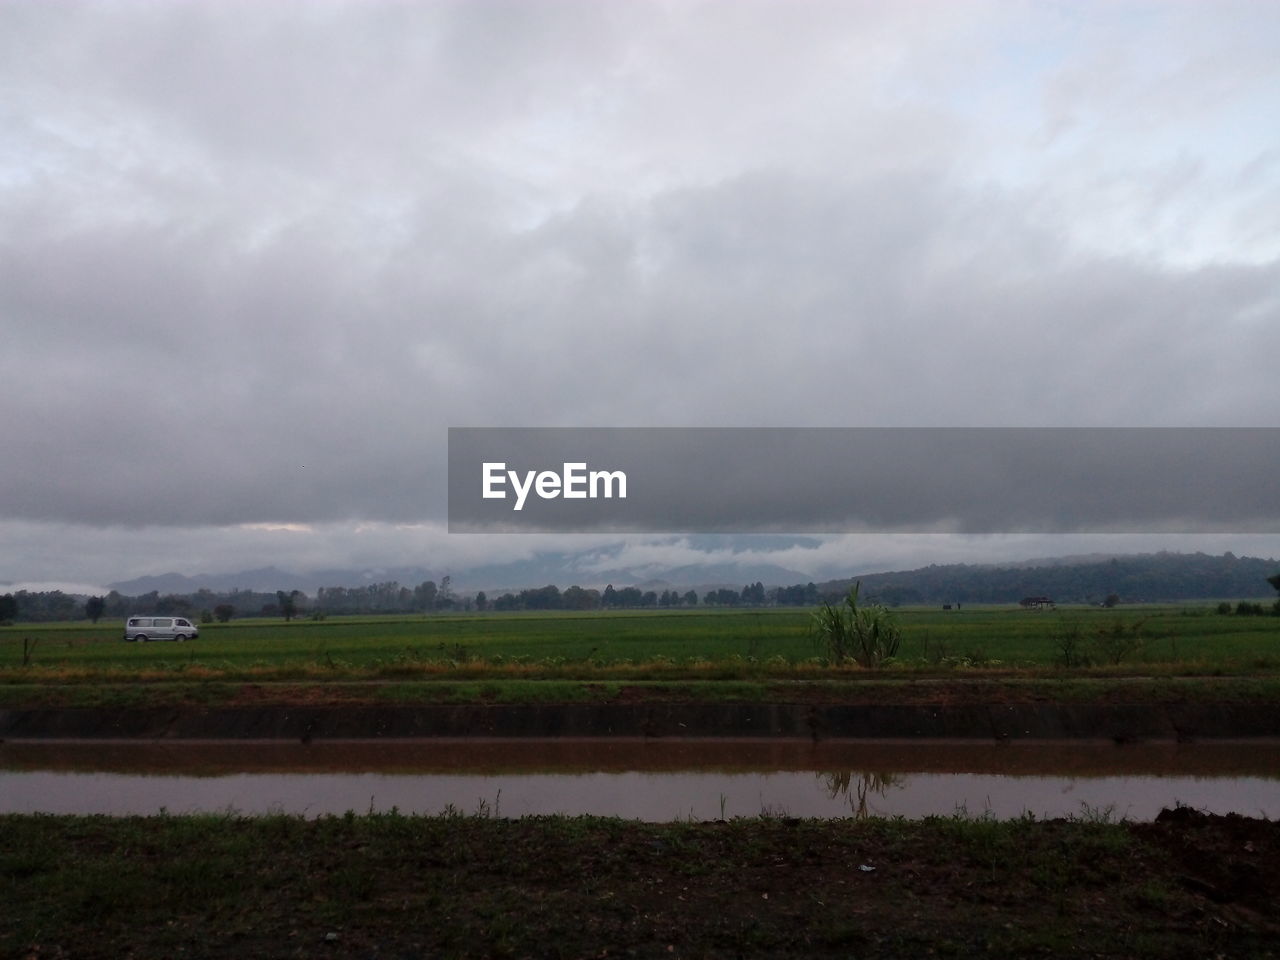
top-left (105, 558), bottom-right (813, 599)
top-left (102, 551), bottom-right (1280, 605)
top-left (106, 567), bottom-right (444, 598)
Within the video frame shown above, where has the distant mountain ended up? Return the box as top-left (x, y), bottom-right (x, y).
top-left (107, 555), bottom-right (811, 598)
top-left (104, 572), bottom-right (202, 595)
top-left (103, 550), bottom-right (1280, 604)
top-left (580, 562), bottom-right (811, 592)
top-left (108, 565), bottom-right (441, 596)
top-left (820, 551), bottom-right (1280, 605)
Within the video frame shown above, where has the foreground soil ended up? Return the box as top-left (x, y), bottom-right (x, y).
top-left (4, 808), bottom-right (1277, 959)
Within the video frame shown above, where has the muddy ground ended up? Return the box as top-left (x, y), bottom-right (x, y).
top-left (4, 807), bottom-right (1277, 959)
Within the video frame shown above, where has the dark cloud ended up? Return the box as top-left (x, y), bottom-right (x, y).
top-left (1, 1), bottom-right (1277, 581)
top-left (3, 165), bottom-right (1279, 528)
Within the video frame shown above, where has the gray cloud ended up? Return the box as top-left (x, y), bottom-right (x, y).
top-left (1, 1), bottom-right (1277, 583)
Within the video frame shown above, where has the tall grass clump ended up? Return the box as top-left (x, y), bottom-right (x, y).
top-left (811, 582), bottom-right (901, 668)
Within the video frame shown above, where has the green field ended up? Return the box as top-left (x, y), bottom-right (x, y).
top-left (4, 604), bottom-right (1279, 682)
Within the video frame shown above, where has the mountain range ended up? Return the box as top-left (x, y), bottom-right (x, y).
top-left (103, 551), bottom-right (1280, 604)
top-left (819, 551), bottom-right (1279, 605)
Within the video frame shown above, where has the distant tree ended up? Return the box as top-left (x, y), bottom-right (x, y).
top-left (521, 584), bottom-right (562, 610)
top-left (682, 589), bottom-right (698, 607)
top-left (85, 596), bottom-right (106, 623)
top-left (774, 583), bottom-right (819, 606)
top-left (0, 593), bottom-right (16, 622)
top-left (706, 587), bottom-right (740, 606)
top-left (414, 580), bottom-right (438, 612)
top-left (213, 604), bottom-right (235, 623)
top-left (474, 591), bottom-right (487, 612)
top-left (436, 576), bottom-right (454, 611)
top-left (1102, 593), bottom-right (1120, 608)
top-left (1269, 574), bottom-right (1280, 615)
top-left (104, 590), bottom-right (128, 618)
top-left (14, 589), bottom-right (76, 621)
top-left (276, 590), bottom-right (302, 622)
top-left (562, 585), bottom-right (600, 610)
top-left (157, 594), bottom-right (192, 616)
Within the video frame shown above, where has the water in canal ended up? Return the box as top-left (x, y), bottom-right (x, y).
top-left (3, 739), bottom-right (1278, 821)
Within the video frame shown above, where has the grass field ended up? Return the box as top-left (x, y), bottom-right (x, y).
top-left (4, 604), bottom-right (1279, 685)
top-left (3, 808), bottom-right (1276, 959)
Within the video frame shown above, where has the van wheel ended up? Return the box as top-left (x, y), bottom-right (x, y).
top-left (134, 635), bottom-right (147, 643)
top-left (174, 634), bottom-right (187, 642)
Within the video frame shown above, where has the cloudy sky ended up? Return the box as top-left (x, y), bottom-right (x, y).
top-left (3, 0), bottom-right (1279, 593)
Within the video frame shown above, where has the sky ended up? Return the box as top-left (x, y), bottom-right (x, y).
top-left (2, 0), bottom-right (1279, 594)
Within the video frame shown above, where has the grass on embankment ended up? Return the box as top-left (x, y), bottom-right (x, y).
top-left (3, 809), bottom-right (1275, 959)
top-left (4, 675), bottom-right (1280, 710)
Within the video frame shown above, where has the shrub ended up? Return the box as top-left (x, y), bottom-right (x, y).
top-left (811, 582), bottom-right (901, 668)
top-left (1052, 623), bottom-right (1091, 668)
top-left (1091, 619), bottom-right (1147, 665)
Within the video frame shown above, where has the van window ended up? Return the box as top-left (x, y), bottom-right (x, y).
top-left (154, 618), bottom-right (173, 628)
top-left (129, 618), bottom-right (152, 627)
top-left (175, 619), bottom-right (192, 628)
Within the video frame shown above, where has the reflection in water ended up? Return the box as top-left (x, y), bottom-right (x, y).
top-left (3, 739), bottom-right (1280, 821)
top-left (822, 771), bottom-right (904, 819)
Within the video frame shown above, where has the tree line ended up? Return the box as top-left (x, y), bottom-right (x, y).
top-left (460, 580), bottom-right (823, 613)
top-left (0, 577), bottom-right (826, 623)
top-left (5, 553), bottom-right (1276, 624)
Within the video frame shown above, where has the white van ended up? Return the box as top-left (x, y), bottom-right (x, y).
top-left (124, 616), bottom-right (199, 642)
